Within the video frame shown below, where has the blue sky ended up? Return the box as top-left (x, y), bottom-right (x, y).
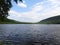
top-left (8, 0), bottom-right (60, 22)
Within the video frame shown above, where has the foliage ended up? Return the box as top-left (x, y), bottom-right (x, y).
top-left (0, 19), bottom-right (34, 24)
top-left (0, 0), bottom-right (22, 21)
top-left (38, 15), bottom-right (60, 24)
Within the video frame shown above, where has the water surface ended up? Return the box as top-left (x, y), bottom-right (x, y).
top-left (0, 24), bottom-right (60, 45)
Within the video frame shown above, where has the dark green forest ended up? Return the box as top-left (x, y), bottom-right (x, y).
top-left (0, 0), bottom-right (23, 24)
top-left (38, 15), bottom-right (60, 24)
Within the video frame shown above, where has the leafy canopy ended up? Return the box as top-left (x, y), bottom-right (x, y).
top-left (0, 0), bottom-right (22, 21)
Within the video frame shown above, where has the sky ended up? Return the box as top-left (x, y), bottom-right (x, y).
top-left (8, 0), bottom-right (60, 22)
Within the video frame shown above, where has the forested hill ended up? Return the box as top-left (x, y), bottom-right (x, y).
top-left (0, 15), bottom-right (60, 24)
top-left (0, 19), bottom-right (33, 24)
top-left (38, 15), bottom-right (60, 24)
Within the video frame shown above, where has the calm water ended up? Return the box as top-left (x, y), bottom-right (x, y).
top-left (0, 24), bottom-right (60, 45)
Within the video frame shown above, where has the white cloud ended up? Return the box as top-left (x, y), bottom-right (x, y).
top-left (8, 0), bottom-right (60, 22)
top-left (31, 3), bottom-right (43, 12)
top-left (17, 1), bottom-right (27, 8)
top-left (40, 0), bottom-right (60, 18)
top-left (8, 10), bottom-right (40, 22)
top-left (9, 10), bottom-right (21, 16)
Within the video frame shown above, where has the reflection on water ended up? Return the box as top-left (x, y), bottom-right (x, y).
top-left (0, 24), bottom-right (60, 45)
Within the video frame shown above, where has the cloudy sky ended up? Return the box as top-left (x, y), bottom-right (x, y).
top-left (8, 0), bottom-right (60, 22)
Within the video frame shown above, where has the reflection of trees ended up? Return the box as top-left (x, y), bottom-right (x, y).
top-left (0, 26), bottom-right (6, 36)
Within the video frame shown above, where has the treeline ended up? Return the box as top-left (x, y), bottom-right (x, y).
top-left (0, 18), bottom-right (34, 24)
top-left (38, 15), bottom-right (60, 24)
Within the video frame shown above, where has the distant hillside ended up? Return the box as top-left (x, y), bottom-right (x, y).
top-left (0, 19), bottom-right (33, 24)
top-left (38, 15), bottom-right (60, 24)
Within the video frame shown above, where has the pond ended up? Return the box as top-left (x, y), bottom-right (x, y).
top-left (0, 24), bottom-right (60, 45)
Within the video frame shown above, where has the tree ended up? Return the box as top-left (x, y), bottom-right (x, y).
top-left (0, 0), bottom-right (22, 21)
